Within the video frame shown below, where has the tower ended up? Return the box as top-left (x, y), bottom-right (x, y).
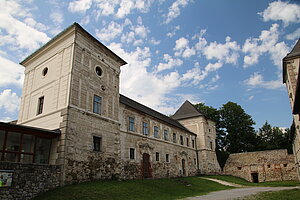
top-left (172, 100), bottom-right (221, 174)
top-left (18, 23), bottom-right (127, 183)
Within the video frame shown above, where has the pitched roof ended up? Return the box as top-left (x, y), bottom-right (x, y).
top-left (20, 22), bottom-right (127, 66)
top-left (283, 39), bottom-right (300, 60)
top-left (171, 100), bottom-right (204, 120)
top-left (283, 39), bottom-right (300, 83)
top-left (119, 95), bottom-right (195, 135)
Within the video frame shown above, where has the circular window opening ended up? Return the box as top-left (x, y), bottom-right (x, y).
top-left (42, 67), bottom-right (48, 76)
top-left (95, 66), bottom-right (103, 77)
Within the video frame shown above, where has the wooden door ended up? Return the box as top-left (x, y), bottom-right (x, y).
top-left (182, 159), bottom-right (186, 176)
top-left (142, 153), bottom-right (152, 178)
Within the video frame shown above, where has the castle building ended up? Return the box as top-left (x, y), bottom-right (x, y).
top-left (283, 38), bottom-right (300, 180)
top-left (0, 23), bottom-right (220, 197)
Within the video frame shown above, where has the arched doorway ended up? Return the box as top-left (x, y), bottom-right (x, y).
top-left (142, 153), bottom-right (152, 178)
top-left (182, 159), bottom-right (186, 176)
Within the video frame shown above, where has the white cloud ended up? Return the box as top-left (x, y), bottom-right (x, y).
top-left (174, 37), bottom-right (189, 50)
top-left (248, 96), bottom-right (254, 101)
top-left (244, 72), bottom-right (283, 90)
top-left (0, 0), bottom-right (50, 51)
top-left (202, 36), bottom-right (240, 64)
top-left (242, 23), bottom-right (289, 68)
top-left (0, 89), bottom-right (20, 113)
top-left (165, 0), bottom-right (192, 24)
top-left (0, 56), bottom-right (24, 87)
top-left (286, 28), bottom-right (300, 40)
top-left (166, 25), bottom-right (180, 38)
top-left (50, 11), bottom-right (64, 25)
top-left (259, 1), bottom-right (300, 26)
top-left (68, 0), bottom-right (93, 13)
top-left (108, 42), bottom-right (182, 114)
top-left (95, 0), bottom-right (153, 19)
top-left (96, 21), bottom-right (124, 42)
top-left (156, 54), bottom-right (183, 72)
top-left (149, 38), bottom-right (161, 45)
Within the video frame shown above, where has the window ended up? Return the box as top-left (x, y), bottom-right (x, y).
top-left (93, 136), bottom-right (102, 152)
top-left (164, 129), bottom-right (169, 141)
top-left (129, 117), bottom-right (135, 131)
top-left (95, 66), bottom-right (103, 77)
top-left (172, 133), bottom-right (176, 143)
top-left (154, 126), bottom-right (159, 138)
top-left (37, 96), bottom-right (44, 115)
top-left (180, 135), bottom-right (183, 145)
top-left (237, 167), bottom-right (242, 170)
top-left (1, 131), bottom-right (51, 164)
top-left (166, 154), bottom-right (169, 162)
top-left (143, 122), bottom-right (149, 136)
top-left (192, 139), bottom-right (195, 148)
top-left (186, 138), bottom-right (189, 147)
top-left (156, 152), bottom-right (159, 161)
top-left (42, 67), bottom-right (48, 76)
top-left (283, 164), bottom-right (287, 167)
top-left (93, 95), bottom-right (102, 114)
top-left (129, 148), bottom-right (135, 159)
top-left (210, 141), bottom-right (213, 150)
top-left (267, 164), bottom-right (271, 168)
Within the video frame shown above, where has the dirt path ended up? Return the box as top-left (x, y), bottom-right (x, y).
top-left (184, 186), bottom-right (299, 200)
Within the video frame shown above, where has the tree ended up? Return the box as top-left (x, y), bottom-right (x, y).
top-left (219, 101), bottom-right (257, 153)
top-left (257, 121), bottom-right (290, 151)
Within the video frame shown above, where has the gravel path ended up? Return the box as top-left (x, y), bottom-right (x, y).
top-left (183, 177), bottom-right (299, 200)
top-left (184, 186), bottom-right (299, 200)
top-left (200, 177), bottom-right (244, 187)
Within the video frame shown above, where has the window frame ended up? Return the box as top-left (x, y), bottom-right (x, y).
top-left (163, 129), bottom-right (169, 141)
top-left (180, 135), bottom-right (184, 145)
top-left (156, 152), bottom-right (159, 161)
top-left (166, 154), bottom-right (169, 163)
top-left (128, 117), bottom-right (135, 131)
top-left (37, 96), bottom-right (44, 115)
top-left (93, 136), bottom-right (102, 152)
top-left (0, 130), bottom-right (52, 164)
top-left (143, 122), bottom-right (149, 136)
top-left (93, 95), bottom-right (102, 114)
top-left (172, 133), bottom-right (176, 143)
top-left (129, 148), bottom-right (135, 160)
top-left (153, 126), bottom-right (159, 138)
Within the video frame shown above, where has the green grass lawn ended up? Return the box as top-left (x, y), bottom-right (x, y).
top-left (202, 175), bottom-right (300, 187)
top-left (239, 189), bottom-right (300, 200)
top-left (33, 177), bottom-right (232, 200)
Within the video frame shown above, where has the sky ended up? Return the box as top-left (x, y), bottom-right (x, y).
top-left (0, 0), bottom-right (300, 130)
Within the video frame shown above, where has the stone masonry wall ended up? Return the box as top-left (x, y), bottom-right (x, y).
top-left (224, 149), bottom-right (298, 182)
top-left (0, 162), bottom-right (61, 200)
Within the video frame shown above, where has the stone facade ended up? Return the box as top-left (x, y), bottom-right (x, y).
top-left (10, 22), bottom-right (220, 188)
top-left (283, 39), bottom-right (300, 180)
top-left (223, 149), bottom-right (298, 182)
top-left (0, 162), bottom-right (61, 200)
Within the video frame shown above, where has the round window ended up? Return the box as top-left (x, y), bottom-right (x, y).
top-left (42, 67), bottom-right (48, 76)
top-left (95, 66), bottom-right (103, 77)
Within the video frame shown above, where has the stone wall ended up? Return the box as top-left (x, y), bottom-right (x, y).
top-left (223, 149), bottom-right (298, 182)
top-left (0, 162), bottom-right (61, 200)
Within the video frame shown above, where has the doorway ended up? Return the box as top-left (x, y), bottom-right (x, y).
top-left (251, 172), bottom-right (259, 183)
top-left (182, 159), bottom-right (186, 176)
top-left (142, 153), bottom-right (152, 178)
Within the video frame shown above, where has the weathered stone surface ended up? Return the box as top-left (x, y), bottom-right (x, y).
top-left (0, 162), bottom-right (61, 200)
top-left (223, 149), bottom-right (298, 182)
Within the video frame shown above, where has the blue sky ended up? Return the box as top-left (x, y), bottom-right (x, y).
top-left (0, 0), bottom-right (300, 129)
